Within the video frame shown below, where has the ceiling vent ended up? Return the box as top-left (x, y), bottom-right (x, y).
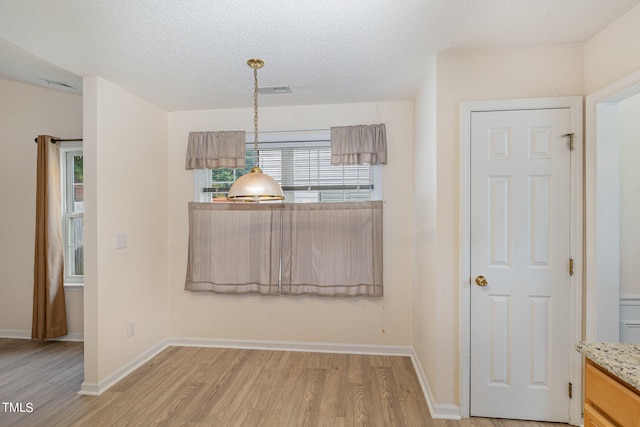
top-left (258, 85), bottom-right (292, 95)
top-left (40, 78), bottom-right (76, 89)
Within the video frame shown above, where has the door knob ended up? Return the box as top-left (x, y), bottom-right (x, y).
top-left (475, 275), bottom-right (488, 287)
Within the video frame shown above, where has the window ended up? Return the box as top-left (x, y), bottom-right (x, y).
top-left (193, 131), bottom-right (382, 202)
top-left (60, 144), bottom-right (83, 284)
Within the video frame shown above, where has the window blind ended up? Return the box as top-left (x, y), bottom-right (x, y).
top-left (202, 142), bottom-right (375, 203)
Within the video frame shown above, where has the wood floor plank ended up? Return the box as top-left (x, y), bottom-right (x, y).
top-left (351, 382), bottom-right (370, 426)
top-left (347, 353), bottom-right (370, 384)
top-left (0, 339), bottom-right (572, 427)
top-left (319, 352), bottom-right (349, 419)
top-left (299, 367), bottom-right (326, 426)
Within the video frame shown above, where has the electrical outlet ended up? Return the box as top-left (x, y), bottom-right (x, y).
top-left (127, 321), bottom-right (135, 337)
top-left (115, 233), bottom-right (128, 249)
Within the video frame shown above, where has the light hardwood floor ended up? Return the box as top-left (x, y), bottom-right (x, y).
top-left (0, 339), bottom-right (569, 426)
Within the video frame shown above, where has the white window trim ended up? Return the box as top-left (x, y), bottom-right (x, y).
top-left (59, 141), bottom-right (84, 287)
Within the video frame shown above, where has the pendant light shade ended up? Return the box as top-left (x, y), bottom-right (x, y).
top-left (227, 166), bottom-right (284, 201)
top-left (228, 59), bottom-right (285, 202)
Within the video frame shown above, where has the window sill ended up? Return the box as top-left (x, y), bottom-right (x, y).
top-left (64, 283), bottom-right (84, 292)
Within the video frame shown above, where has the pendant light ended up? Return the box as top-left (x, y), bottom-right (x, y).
top-left (227, 59), bottom-right (285, 201)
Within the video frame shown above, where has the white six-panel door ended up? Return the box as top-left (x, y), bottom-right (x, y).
top-left (470, 108), bottom-right (572, 421)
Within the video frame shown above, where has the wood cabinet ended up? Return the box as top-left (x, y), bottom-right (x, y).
top-left (585, 359), bottom-right (640, 426)
top-left (584, 403), bottom-right (616, 427)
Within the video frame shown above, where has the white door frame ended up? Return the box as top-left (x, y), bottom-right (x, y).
top-left (460, 97), bottom-right (583, 425)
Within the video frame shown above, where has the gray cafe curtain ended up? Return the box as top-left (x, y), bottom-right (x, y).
top-left (185, 202), bottom-right (282, 295)
top-left (185, 201), bottom-right (383, 297)
top-left (281, 201), bottom-right (383, 297)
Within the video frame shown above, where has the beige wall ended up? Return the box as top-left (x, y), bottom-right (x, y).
top-left (83, 77), bottom-right (169, 384)
top-left (168, 101), bottom-right (414, 346)
top-left (585, 4), bottom-right (640, 94)
top-left (413, 43), bottom-right (584, 406)
top-left (0, 78), bottom-right (84, 337)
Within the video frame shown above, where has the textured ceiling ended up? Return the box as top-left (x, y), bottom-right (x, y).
top-left (0, 0), bottom-right (639, 111)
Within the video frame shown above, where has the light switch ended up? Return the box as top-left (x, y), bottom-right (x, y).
top-left (115, 233), bottom-right (127, 249)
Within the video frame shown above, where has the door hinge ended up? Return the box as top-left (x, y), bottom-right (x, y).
top-left (563, 133), bottom-right (575, 151)
top-left (568, 382), bottom-right (573, 399)
top-left (569, 258), bottom-right (574, 276)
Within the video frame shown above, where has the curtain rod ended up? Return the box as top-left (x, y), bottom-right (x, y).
top-left (245, 124), bottom-right (387, 134)
top-left (246, 128), bottom-right (329, 135)
top-left (34, 138), bottom-right (83, 144)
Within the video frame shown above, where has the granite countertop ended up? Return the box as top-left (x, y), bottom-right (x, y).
top-left (576, 341), bottom-right (640, 391)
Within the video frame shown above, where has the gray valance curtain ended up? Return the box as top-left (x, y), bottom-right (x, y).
top-left (185, 201), bottom-right (383, 297)
top-left (330, 123), bottom-right (387, 165)
top-left (185, 131), bottom-right (246, 170)
top-left (32, 135), bottom-right (68, 340)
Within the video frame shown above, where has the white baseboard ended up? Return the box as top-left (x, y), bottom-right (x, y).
top-left (0, 329), bottom-right (83, 342)
top-left (168, 336), bottom-right (414, 356)
top-left (0, 329), bottom-right (30, 339)
top-left (409, 348), bottom-right (461, 420)
top-left (79, 339), bottom-right (169, 396)
top-left (56, 332), bottom-right (84, 342)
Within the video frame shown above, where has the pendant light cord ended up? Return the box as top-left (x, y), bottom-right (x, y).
top-left (253, 65), bottom-right (260, 168)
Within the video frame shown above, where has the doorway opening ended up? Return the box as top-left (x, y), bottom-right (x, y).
top-left (585, 69), bottom-right (640, 344)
